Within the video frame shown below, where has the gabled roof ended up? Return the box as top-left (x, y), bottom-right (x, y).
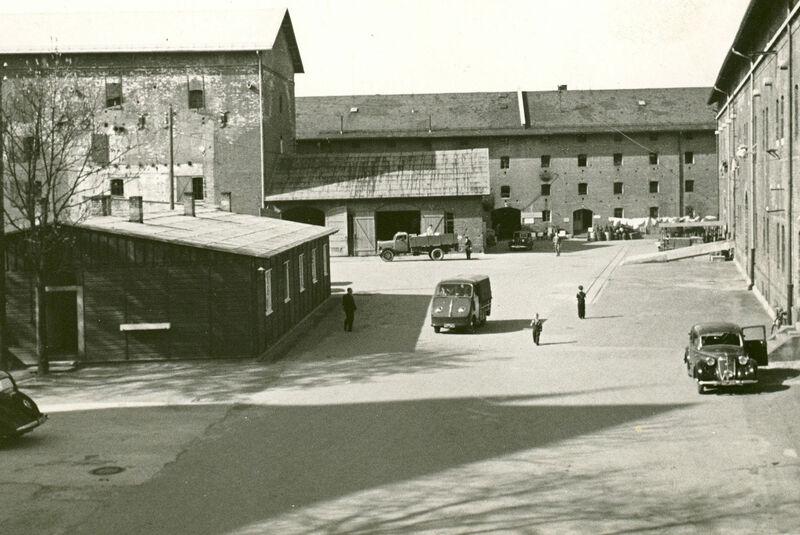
top-left (296, 87), bottom-right (716, 139)
top-left (76, 207), bottom-right (335, 259)
top-left (265, 149), bottom-right (490, 201)
top-left (0, 8), bottom-right (303, 71)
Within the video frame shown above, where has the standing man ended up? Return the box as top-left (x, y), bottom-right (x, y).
top-left (530, 313), bottom-right (543, 345)
top-left (553, 233), bottom-right (561, 256)
top-left (464, 235), bottom-right (472, 260)
top-left (576, 285), bottom-right (586, 319)
top-left (343, 287), bottom-right (357, 332)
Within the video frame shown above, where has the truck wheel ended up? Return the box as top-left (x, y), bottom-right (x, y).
top-left (380, 250), bottom-right (395, 262)
top-left (430, 248), bottom-right (444, 261)
top-left (469, 316), bottom-right (478, 333)
top-left (434, 326), bottom-right (441, 333)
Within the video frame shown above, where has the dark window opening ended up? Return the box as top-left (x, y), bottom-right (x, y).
top-left (91, 134), bottom-right (109, 165)
top-left (613, 153), bottom-right (623, 166)
top-left (444, 212), bottom-right (454, 234)
top-left (21, 136), bottom-right (36, 161)
top-left (500, 156), bottom-right (510, 169)
top-left (578, 183), bottom-right (588, 195)
top-left (541, 184), bottom-right (551, 196)
top-left (649, 181), bottom-right (659, 193)
top-left (105, 81), bottom-right (122, 108)
top-left (684, 152), bottom-right (694, 164)
top-left (649, 152), bottom-right (659, 165)
top-left (110, 179), bottom-right (124, 196)
top-left (500, 185), bottom-right (511, 198)
top-left (649, 206), bottom-right (659, 218)
top-left (577, 154), bottom-right (587, 167)
top-left (614, 208), bottom-right (624, 218)
top-left (685, 180), bottom-right (694, 193)
top-left (188, 89), bottom-right (204, 109)
top-left (541, 155), bottom-right (550, 168)
top-left (542, 210), bottom-right (551, 222)
top-left (613, 182), bottom-right (623, 195)
top-left (192, 176), bottom-right (204, 200)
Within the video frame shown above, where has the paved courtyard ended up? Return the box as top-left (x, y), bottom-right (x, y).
top-left (3, 237), bottom-right (800, 534)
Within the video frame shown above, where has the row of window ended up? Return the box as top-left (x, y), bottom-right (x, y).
top-left (263, 245), bottom-right (329, 315)
top-left (500, 152), bottom-right (695, 169)
top-left (536, 207), bottom-right (661, 222)
top-left (499, 180), bottom-right (695, 198)
top-left (109, 176), bottom-right (205, 200)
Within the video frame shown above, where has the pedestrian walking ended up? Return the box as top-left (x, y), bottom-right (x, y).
top-left (464, 235), bottom-right (472, 260)
top-left (530, 313), bottom-right (543, 345)
top-left (576, 285), bottom-right (586, 319)
top-left (343, 287), bottom-right (357, 331)
top-left (553, 233), bottom-right (561, 256)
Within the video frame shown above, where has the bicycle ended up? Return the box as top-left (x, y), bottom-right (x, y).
top-left (771, 305), bottom-right (788, 335)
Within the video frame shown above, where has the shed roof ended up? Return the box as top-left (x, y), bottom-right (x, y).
top-left (296, 87), bottom-right (715, 139)
top-left (0, 9), bottom-right (303, 72)
top-left (265, 149), bottom-right (490, 201)
top-left (76, 207), bottom-right (335, 259)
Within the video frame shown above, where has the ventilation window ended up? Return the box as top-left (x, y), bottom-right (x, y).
top-left (500, 156), bottom-right (510, 169)
top-left (542, 210), bottom-right (551, 222)
top-left (685, 180), bottom-right (695, 193)
top-left (649, 181), bottom-right (659, 193)
top-left (110, 179), bottom-right (124, 196)
top-left (541, 184), bottom-right (551, 196)
top-left (577, 154), bottom-right (587, 167)
top-left (540, 155), bottom-right (550, 168)
top-left (684, 152), bottom-right (694, 164)
top-left (105, 81), bottom-right (122, 108)
top-left (614, 208), bottom-right (624, 218)
top-left (613, 153), bottom-right (623, 166)
top-left (649, 206), bottom-right (659, 218)
top-left (613, 182), bottom-right (623, 195)
top-left (649, 152), bottom-right (659, 165)
top-left (188, 77), bottom-right (204, 109)
top-left (578, 183), bottom-right (588, 195)
top-left (500, 185), bottom-right (511, 198)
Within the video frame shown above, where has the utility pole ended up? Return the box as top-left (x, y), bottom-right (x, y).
top-left (0, 58), bottom-right (7, 371)
top-left (168, 104), bottom-right (175, 210)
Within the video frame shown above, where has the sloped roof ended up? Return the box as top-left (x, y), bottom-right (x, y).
top-left (0, 9), bottom-right (303, 72)
top-left (266, 149), bottom-right (490, 201)
top-left (296, 87), bottom-right (715, 139)
top-left (76, 207), bottom-right (335, 259)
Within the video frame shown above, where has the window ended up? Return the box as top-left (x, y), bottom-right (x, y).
top-left (542, 210), bottom-right (551, 222)
top-left (614, 208), bottom-right (624, 218)
top-left (649, 181), bottom-right (659, 193)
top-left (21, 136), bottom-right (36, 161)
top-left (764, 106), bottom-right (769, 146)
top-left (613, 182), bottom-right (623, 195)
top-left (444, 212), bottom-right (454, 233)
top-left (323, 244), bottom-right (329, 276)
top-left (541, 183), bottom-right (551, 196)
top-left (649, 152), bottom-right (659, 165)
top-left (311, 249), bottom-right (318, 283)
top-left (578, 183), bottom-right (588, 195)
top-left (649, 206), bottom-right (659, 218)
top-left (541, 155), bottom-right (551, 168)
top-left (576, 134), bottom-right (587, 142)
top-left (192, 176), bottom-right (204, 200)
top-left (264, 269), bottom-right (273, 315)
top-left (188, 77), bottom-right (204, 109)
top-left (614, 133), bottom-right (623, 142)
top-left (613, 153), bottom-right (623, 166)
top-left (577, 154), bottom-right (587, 167)
top-left (777, 98), bottom-right (782, 139)
top-left (105, 81), bottom-right (122, 108)
top-left (500, 156), bottom-right (510, 169)
top-left (283, 260), bottom-right (291, 302)
top-left (91, 134), bottom-right (109, 164)
top-left (795, 85), bottom-right (799, 139)
top-left (685, 180), bottom-right (694, 193)
top-left (684, 152), bottom-right (694, 164)
top-left (298, 254), bottom-right (305, 293)
top-left (500, 185), bottom-right (511, 198)
top-left (110, 179), bottom-right (124, 196)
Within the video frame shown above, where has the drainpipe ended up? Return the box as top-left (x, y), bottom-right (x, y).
top-left (787, 8), bottom-right (794, 323)
top-left (257, 50), bottom-right (265, 215)
top-left (677, 131), bottom-right (684, 217)
top-left (750, 63), bottom-right (757, 290)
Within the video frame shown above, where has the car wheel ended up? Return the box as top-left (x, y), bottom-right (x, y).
top-left (434, 326), bottom-right (441, 333)
top-left (430, 248), bottom-right (444, 260)
top-left (380, 250), bottom-right (395, 262)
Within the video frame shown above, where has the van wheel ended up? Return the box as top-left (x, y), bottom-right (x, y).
top-left (469, 316), bottom-right (478, 333)
top-left (434, 326), bottom-right (441, 333)
top-left (430, 248), bottom-right (444, 261)
top-left (380, 250), bottom-right (395, 262)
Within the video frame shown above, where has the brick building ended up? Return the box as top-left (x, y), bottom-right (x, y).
top-left (294, 88), bottom-right (718, 240)
top-left (710, 0), bottom-right (800, 321)
top-left (0, 9), bottom-right (302, 216)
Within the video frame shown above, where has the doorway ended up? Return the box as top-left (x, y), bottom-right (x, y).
top-left (572, 208), bottom-right (593, 235)
top-left (374, 210), bottom-right (421, 240)
top-left (491, 207), bottom-right (521, 240)
top-left (44, 285), bottom-right (85, 359)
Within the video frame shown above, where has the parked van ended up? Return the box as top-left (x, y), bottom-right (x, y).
top-left (430, 274), bottom-right (492, 333)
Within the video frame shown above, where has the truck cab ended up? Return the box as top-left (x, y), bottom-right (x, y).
top-left (377, 232), bottom-right (410, 255)
top-left (430, 274), bottom-right (492, 333)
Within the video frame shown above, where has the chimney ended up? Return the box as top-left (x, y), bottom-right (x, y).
top-left (91, 194), bottom-right (111, 216)
top-left (129, 196), bottom-right (143, 223)
top-left (220, 192), bottom-right (232, 212)
top-left (183, 192), bottom-right (195, 216)
top-left (517, 89), bottom-right (530, 128)
top-left (557, 84), bottom-right (567, 112)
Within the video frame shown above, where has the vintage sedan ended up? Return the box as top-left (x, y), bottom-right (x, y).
top-left (509, 230), bottom-right (534, 251)
top-left (0, 371), bottom-right (47, 439)
top-left (684, 322), bottom-right (767, 394)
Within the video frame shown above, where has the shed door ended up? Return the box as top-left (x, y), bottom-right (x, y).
top-left (175, 176), bottom-right (192, 203)
top-left (421, 212), bottom-right (445, 234)
top-left (354, 216), bottom-right (376, 256)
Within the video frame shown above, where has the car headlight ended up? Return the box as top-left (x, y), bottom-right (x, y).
top-left (704, 356), bottom-right (716, 366)
top-left (457, 306), bottom-right (466, 313)
top-left (738, 355), bottom-right (750, 365)
top-left (434, 306), bottom-right (443, 313)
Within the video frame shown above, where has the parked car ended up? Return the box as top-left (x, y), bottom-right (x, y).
top-left (430, 274), bottom-right (492, 333)
top-left (0, 371), bottom-right (47, 439)
top-left (509, 230), bottom-right (534, 251)
top-left (683, 322), bottom-right (767, 394)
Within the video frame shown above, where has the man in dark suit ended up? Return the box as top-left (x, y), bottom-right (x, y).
top-left (343, 287), bottom-right (357, 332)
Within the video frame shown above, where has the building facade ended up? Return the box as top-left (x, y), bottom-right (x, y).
top-left (0, 9), bottom-right (302, 216)
top-left (710, 0), bottom-right (800, 321)
top-left (294, 88), bottom-right (718, 240)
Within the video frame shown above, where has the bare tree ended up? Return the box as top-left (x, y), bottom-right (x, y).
top-left (1, 54), bottom-right (132, 373)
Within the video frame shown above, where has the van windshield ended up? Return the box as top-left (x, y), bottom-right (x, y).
top-left (438, 283), bottom-right (473, 297)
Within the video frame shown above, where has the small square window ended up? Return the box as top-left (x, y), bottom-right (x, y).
top-left (540, 155), bottom-right (551, 168)
top-left (105, 81), bottom-right (122, 108)
top-left (500, 156), bottom-right (510, 169)
top-left (578, 183), bottom-right (588, 195)
top-left (188, 90), bottom-right (204, 109)
top-left (649, 152), bottom-right (659, 165)
top-left (685, 180), bottom-right (695, 193)
top-left (576, 134), bottom-right (587, 142)
top-left (614, 208), bottom-right (624, 218)
top-left (684, 152), bottom-right (694, 164)
top-left (542, 210), bottom-right (551, 222)
top-left (649, 181), bottom-right (659, 193)
top-left (110, 179), bottom-right (124, 196)
top-left (649, 206), bottom-right (659, 218)
top-left (541, 184), bottom-right (551, 196)
top-left (577, 154), bottom-right (587, 167)
top-left (614, 133), bottom-right (623, 142)
top-left (613, 182), bottom-right (623, 195)
top-left (500, 185), bottom-right (511, 198)
top-left (613, 153), bottom-right (623, 166)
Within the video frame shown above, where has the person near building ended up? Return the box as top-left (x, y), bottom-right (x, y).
top-left (530, 313), bottom-right (543, 345)
top-left (576, 285), bottom-right (587, 319)
top-left (553, 233), bottom-right (561, 256)
top-left (343, 287), bottom-right (357, 332)
top-left (464, 235), bottom-right (472, 260)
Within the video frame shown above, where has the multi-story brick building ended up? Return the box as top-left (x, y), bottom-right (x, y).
top-left (294, 87), bottom-right (718, 242)
top-left (710, 0), bottom-right (800, 321)
top-left (0, 9), bottom-right (302, 216)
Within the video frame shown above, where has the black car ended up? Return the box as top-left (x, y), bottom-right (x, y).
top-left (509, 230), bottom-right (534, 251)
top-left (0, 371), bottom-right (47, 438)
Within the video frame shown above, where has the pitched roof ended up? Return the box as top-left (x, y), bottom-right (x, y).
top-left (265, 149), bottom-right (490, 201)
top-left (296, 87), bottom-right (715, 139)
top-left (0, 9), bottom-right (303, 72)
top-left (76, 207), bottom-right (335, 259)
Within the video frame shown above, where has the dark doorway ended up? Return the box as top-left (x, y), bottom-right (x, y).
top-left (375, 210), bottom-right (421, 241)
top-left (491, 207), bottom-right (521, 240)
top-left (282, 206), bottom-right (325, 226)
top-left (572, 208), bottom-right (593, 235)
top-left (46, 290), bottom-right (78, 357)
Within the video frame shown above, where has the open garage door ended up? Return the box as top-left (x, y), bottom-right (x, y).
top-left (491, 207), bottom-right (521, 240)
top-left (572, 209), bottom-right (593, 235)
top-left (375, 210), bottom-right (420, 241)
